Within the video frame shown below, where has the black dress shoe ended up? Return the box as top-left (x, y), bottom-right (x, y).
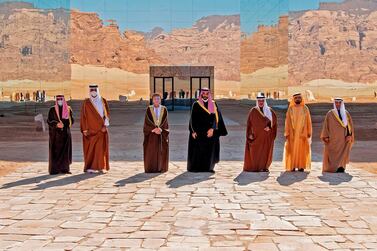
top-left (209, 170), bottom-right (215, 173)
top-left (298, 168), bottom-right (305, 172)
top-left (336, 167), bottom-right (345, 173)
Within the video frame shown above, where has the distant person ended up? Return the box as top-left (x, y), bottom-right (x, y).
top-left (187, 88), bottom-right (227, 172)
top-left (80, 85), bottom-right (110, 174)
top-left (143, 93), bottom-right (169, 173)
top-left (47, 95), bottom-right (74, 175)
top-left (284, 93), bottom-right (312, 172)
top-left (244, 93), bottom-right (277, 172)
top-left (320, 98), bottom-right (354, 173)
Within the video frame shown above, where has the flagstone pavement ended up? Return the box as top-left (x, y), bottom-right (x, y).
top-left (1, 161), bottom-right (377, 251)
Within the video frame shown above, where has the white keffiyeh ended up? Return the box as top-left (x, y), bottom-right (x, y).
top-left (256, 98), bottom-right (273, 124)
top-left (90, 87), bottom-right (110, 127)
top-left (333, 99), bottom-right (348, 127)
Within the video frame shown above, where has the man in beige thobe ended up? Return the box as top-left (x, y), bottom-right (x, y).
top-left (320, 98), bottom-right (354, 173)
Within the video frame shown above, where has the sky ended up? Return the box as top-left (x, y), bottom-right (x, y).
top-left (1, 0), bottom-right (345, 33)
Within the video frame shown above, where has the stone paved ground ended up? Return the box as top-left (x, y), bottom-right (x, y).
top-left (1, 161), bottom-right (377, 251)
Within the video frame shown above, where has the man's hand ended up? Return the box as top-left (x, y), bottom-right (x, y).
top-left (57, 122), bottom-right (64, 129)
top-left (192, 132), bottom-right (197, 139)
top-left (101, 126), bottom-right (107, 133)
top-left (207, 128), bottom-right (214, 138)
top-left (264, 127), bottom-right (270, 132)
top-left (83, 130), bottom-right (89, 136)
top-left (248, 135), bottom-right (254, 141)
top-left (346, 136), bottom-right (352, 142)
top-left (152, 128), bottom-right (162, 135)
top-left (323, 137), bottom-right (329, 144)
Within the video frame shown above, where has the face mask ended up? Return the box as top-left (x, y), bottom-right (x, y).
top-left (90, 91), bottom-right (97, 98)
top-left (57, 100), bottom-right (63, 106)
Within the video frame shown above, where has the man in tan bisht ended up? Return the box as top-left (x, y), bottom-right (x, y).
top-left (320, 98), bottom-right (354, 173)
top-left (244, 93), bottom-right (277, 172)
top-left (143, 93), bottom-right (169, 173)
top-left (284, 93), bottom-right (312, 172)
top-left (80, 85), bottom-right (110, 174)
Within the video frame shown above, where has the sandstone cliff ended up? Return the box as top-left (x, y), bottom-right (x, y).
top-left (241, 16), bottom-right (288, 74)
top-left (146, 15), bottom-right (241, 81)
top-left (70, 11), bottom-right (165, 74)
top-left (289, 6), bottom-right (377, 85)
top-left (0, 2), bottom-right (70, 81)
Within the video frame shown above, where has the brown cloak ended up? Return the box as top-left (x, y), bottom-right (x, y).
top-left (320, 110), bottom-right (354, 172)
top-left (80, 98), bottom-right (110, 171)
top-left (244, 107), bottom-right (277, 172)
top-left (143, 105), bottom-right (169, 173)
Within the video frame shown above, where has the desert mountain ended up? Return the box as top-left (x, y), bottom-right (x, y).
top-left (146, 15), bottom-right (241, 81)
top-left (289, 6), bottom-right (377, 85)
top-left (241, 16), bottom-right (288, 74)
top-left (70, 11), bottom-right (165, 74)
top-left (0, 2), bottom-right (70, 81)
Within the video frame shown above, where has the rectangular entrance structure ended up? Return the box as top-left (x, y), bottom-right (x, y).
top-left (150, 66), bottom-right (214, 111)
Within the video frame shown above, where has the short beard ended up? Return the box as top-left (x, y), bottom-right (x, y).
top-left (295, 100), bottom-right (301, 104)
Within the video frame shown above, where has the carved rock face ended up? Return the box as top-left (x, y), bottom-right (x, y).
top-left (289, 8), bottom-right (377, 85)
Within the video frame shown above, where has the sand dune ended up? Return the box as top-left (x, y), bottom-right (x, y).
top-left (290, 79), bottom-right (377, 101)
top-left (240, 65), bottom-right (288, 98)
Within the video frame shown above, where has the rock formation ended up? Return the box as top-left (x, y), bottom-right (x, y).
top-left (241, 16), bottom-right (288, 74)
top-left (70, 11), bottom-right (165, 74)
top-left (289, 0), bottom-right (377, 86)
top-left (0, 2), bottom-right (70, 81)
top-left (146, 15), bottom-right (241, 81)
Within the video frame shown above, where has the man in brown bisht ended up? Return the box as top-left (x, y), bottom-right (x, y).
top-left (284, 93), bottom-right (312, 172)
top-left (47, 95), bottom-right (74, 175)
top-left (143, 93), bottom-right (169, 173)
top-left (320, 98), bottom-right (354, 173)
top-left (80, 85), bottom-right (110, 174)
top-left (244, 93), bottom-right (277, 172)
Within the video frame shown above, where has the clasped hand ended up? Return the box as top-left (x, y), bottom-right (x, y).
top-left (152, 127), bottom-right (162, 135)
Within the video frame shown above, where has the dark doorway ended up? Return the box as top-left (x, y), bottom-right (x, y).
top-left (154, 77), bottom-right (174, 111)
top-left (190, 77), bottom-right (211, 106)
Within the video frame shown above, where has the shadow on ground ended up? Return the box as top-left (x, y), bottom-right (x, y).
top-left (31, 173), bottom-right (101, 190)
top-left (234, 171), bottom-right (269, 185)
top-left (114, 172), bottom-right (162, 187)
top-left (166, 172), bottom-right (214, 188)
top-left (318, 172), bottom-right (353, 185)
top-left (276, 171), bottom-right (309, 186)
top-left (0, 174), bottom-right (57, 189)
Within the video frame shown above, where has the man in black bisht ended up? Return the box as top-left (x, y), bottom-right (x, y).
top-left (187, 88), bottom-right (228, 172)
top-left (47, 95), bottom-right (74, 175)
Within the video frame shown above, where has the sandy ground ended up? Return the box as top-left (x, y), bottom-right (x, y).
top-left (0, 161), bottom-right (31, 177)
top-left (2, 64), bottom-right (377, 103)
top-left (0, 100), bottom-right (376, 176)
